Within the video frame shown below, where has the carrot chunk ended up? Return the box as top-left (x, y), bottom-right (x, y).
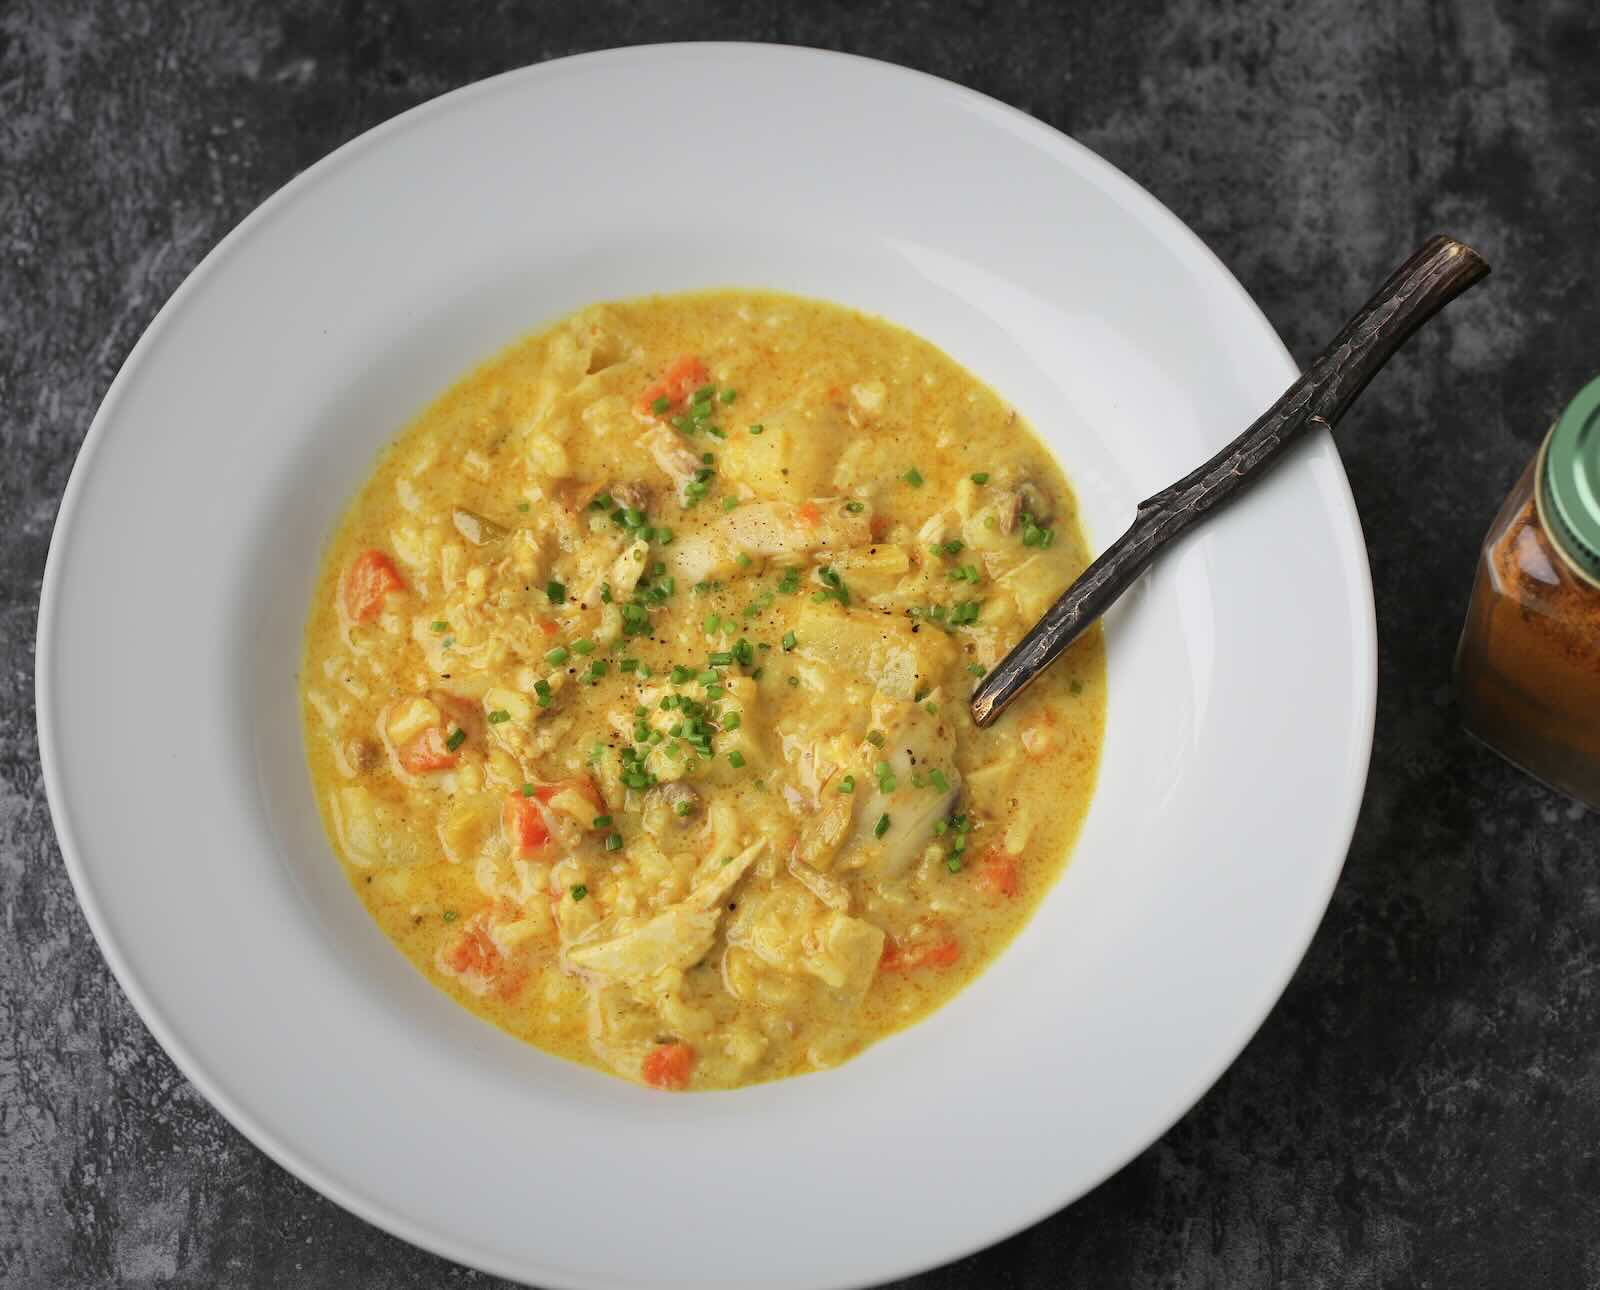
top-left (442, 920), bottom-right (499, 977)
top-left (342, 549), bottom-right (405, 623)
top-left (976, 847), bottom-right (1021, 899)
top-left (642, 1042), bottom-right (695, 1090)
top-left (638, 355), bottom-right (709, 413)
top-left (502, 793), bottom-right (552, 855)
top-left (880, 923), bottom-right (961, 973)
top-left (503, 779), bottom-right (607, 858)
top-left (399, 726), bottom-right (458, 774)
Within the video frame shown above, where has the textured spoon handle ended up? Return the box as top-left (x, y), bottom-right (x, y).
top-left (970, 234), bottom-right (1490, 728)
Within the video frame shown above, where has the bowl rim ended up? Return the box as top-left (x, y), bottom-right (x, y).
top-left (36, 40), bottom-right (1376, 1289)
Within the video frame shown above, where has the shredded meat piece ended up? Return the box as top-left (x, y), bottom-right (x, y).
top-left (610, 481), bottom-right (651, 512)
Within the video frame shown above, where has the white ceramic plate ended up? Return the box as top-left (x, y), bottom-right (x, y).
top-left (37, 43), bottom-right (1374, 1290)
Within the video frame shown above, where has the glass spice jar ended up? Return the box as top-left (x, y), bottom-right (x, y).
top-left (1456, 375), bottom-right (1600, 808)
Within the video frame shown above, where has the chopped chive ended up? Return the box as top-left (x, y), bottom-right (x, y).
top-left (839, 774), bottom-right (856, 794)
top-left (930, 768), bottom-right (950, 792)
top-left (445, 727), bottom-right (466, 751)
top-left (704, 614), bottom-right (721, 634)
top-left (522, 782), bottom-right (535, 797)
top-left (671, 665), bottom-right (693, 684)
top-left (1070, 679), bottom-right (1084, 695)
top-left (728, 750), bottom-right (746, 768)
top-left (657, 527), bottom-right (675, 545)
top-left (545, 580), bottom-right (566, 604)
top-left (722, 713), bottom-right (742, 731)
top-left (946, 855), bottom-right (963, 873)
top-left (442, 909), bottom-right (458, 922)
top-left (430, 620), bottom-right (448, 633)
top-left (736, 552), bottom-right (751, 568)
top-left (571, 639), bottom-right (596, 655)
top-left (903, 468), bottom-right (924, 487)
top-left (968, 663), bottom-right (987, 677)
top-left (593, 814), bottom-right (613, 828)
top-left (874, 813), bottom-right (891, 839)
top-left (782, 630), bottom-right (797, 652)
top-left (720, 388), bottom-right (737, 404)
top-left (571, 884), bottom-right (589, 901)
top-left (620, 658), bottom-right (639, 673)
top-left (674, 798), bottom-right (693, 816)
top-left (971, 472), bottom-right (990, 484)
top-left (517, 502), bottom-right (531, 512)
top-left (708, 650), bottom-right (734, 666)
top-left (721, 496), bottom-right (738, 512)
top-left (545, 646), bottom-right (570, 665)
top-left (749, 423), bottom-right (765, 435)
top-left (866, 730), bottom-right (886, 747)
top-left (588, 660), bottom-right (608, 679)
top-left (845, 501), bottom-right (864, 513)
top-left (534, 680), bottom-right (553, 707)
top-left (487, 709), bottom-right (511, 724)
top-left (651, 395), bottom-right (671, 414)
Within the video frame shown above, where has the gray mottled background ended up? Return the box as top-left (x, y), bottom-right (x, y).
top-left (4, 1), bottom-right (1599, 1286)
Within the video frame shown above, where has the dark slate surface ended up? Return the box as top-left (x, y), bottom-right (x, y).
top-left (4, 1), bottom-right (1599, 1286)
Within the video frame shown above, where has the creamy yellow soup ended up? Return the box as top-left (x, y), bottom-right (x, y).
top-left (301, 291), bottom-right (1103, 1091)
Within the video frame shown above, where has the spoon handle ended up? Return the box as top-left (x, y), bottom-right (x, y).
top-left (970, 234), bottom-right (1490, 728)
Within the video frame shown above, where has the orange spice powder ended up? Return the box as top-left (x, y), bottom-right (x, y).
top-left (1456, 458), bottom-right (1600, 805)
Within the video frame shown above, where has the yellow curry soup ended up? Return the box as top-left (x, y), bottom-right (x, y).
top-left (301, 291), bottom-right (1104, 1091)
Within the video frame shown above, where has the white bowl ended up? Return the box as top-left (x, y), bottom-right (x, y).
top-left (36, 43), bottom-right (1374, 1290)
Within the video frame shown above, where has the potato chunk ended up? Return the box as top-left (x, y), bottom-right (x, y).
top-left (666, 501), bottom-right (872, 584)
top-left (330, 786), bottom-right (431, 867)
top-left (996, 553), bottom-right (1071, 621)
top-left (793, 601), bottom-right (954, 700)
top-left (720, 403), bottom-right (847, 497)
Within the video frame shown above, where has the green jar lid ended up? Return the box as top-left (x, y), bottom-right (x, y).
top-left (1540, 374), bottom-right (1600, 586)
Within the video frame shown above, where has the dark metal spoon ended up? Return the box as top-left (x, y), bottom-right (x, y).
top-left (970, 234), bottom-right (1490, 728)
